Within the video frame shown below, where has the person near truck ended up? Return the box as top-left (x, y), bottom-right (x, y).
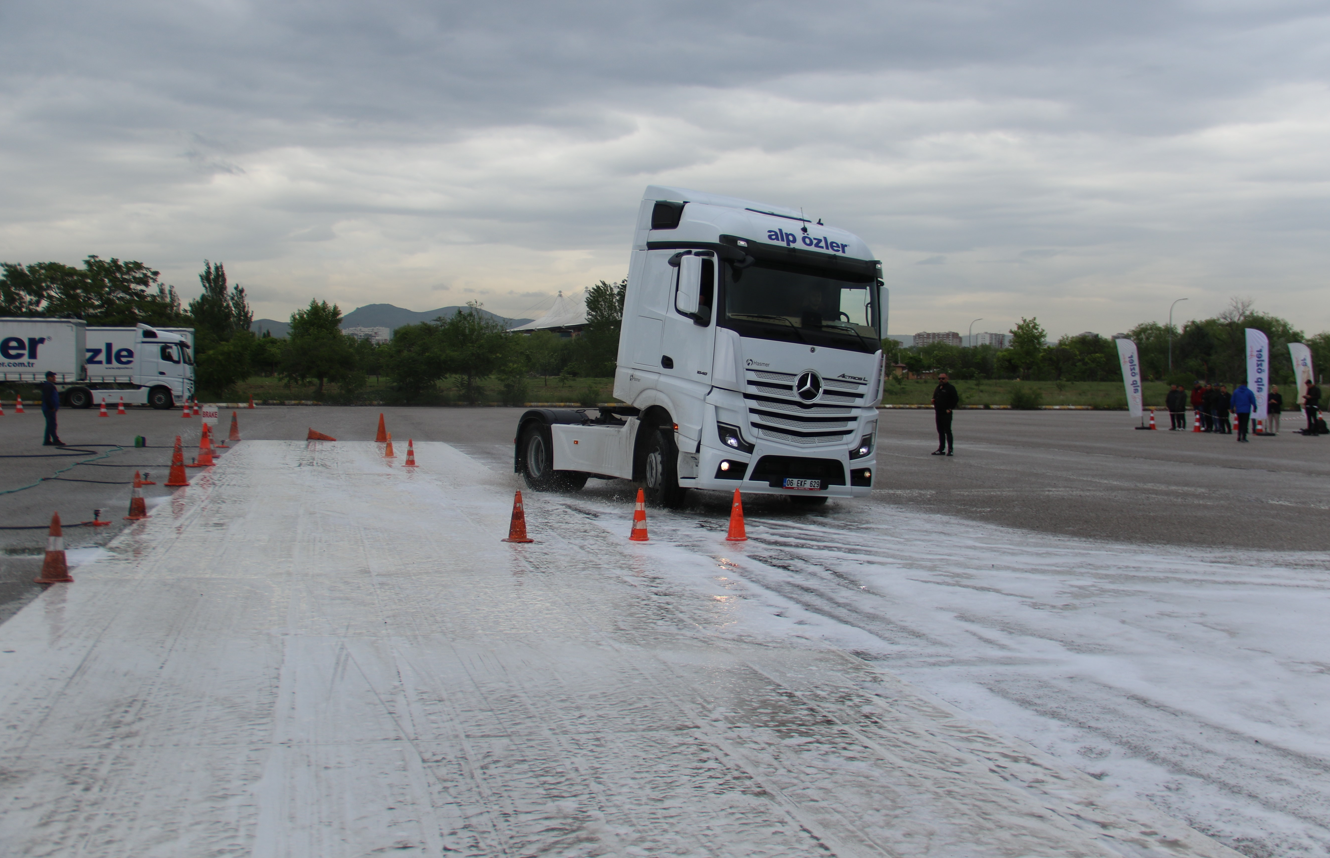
top-left (1266, 385), bottom-right (1282, 435)
top-left (1303, 379), bottom-right (1321, 433)
top-left (931, 373), bottom-right (958, 456)
top-left (40, 371), bottom-right (65, 447)
top-left (1231, 381), bottom-right (1256, 443)
top-left (1166, 385), bottom-right (1186, 429)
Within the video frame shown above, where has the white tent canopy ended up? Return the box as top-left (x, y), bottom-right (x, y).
top-left (508, 291), bottom-right (587, 333)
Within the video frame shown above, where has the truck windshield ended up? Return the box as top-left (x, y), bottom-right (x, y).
top-left (180, 344), bottom-right (194, 366)
top-left (721, 258), bottom-right (880, 353)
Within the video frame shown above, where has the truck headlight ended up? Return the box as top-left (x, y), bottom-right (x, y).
top-left (716, 422), bottom-right (754, 454)
top-left (850, 432), bottom-right (875, 459)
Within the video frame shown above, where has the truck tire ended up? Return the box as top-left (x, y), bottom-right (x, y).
top-left (148, 387), bottom-right (174, 410)
top-left (66, 388), bottom-right (92, 409)
top-left (643, 429), bottom-right (687, 508)
top-left (520, 424), bottom-right (588, 492)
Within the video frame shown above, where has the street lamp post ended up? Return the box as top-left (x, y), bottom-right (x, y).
top-left (968, 318), bottom-right (983, 348)
top-left (1168, 298), bottom-right (1188, 373)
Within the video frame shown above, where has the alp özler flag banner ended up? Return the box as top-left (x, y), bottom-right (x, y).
top-left (1245, 329), bottom-right (1270, 422)
top-left (1115, 338), bottom-right (1144, 418)
top-left (1289, 343), bottom-right (1315, 395)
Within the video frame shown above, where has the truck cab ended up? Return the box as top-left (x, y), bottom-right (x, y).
top-left (516, 186), bottom-right (884, 507)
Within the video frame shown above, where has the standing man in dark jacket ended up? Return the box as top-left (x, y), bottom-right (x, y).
top-left (1267, 384), bottom-right (1282, 435)
top-left (1304, 379), bottom-right (1321, 433)
top-left (931, 373), bottom-right (959, 456)
top-left (1217, 385), bottom-right (1232, 434)
top-left (1166, 385), bottom-right (1185, 429)
top-left (40, 371), bottom-right (65, 447)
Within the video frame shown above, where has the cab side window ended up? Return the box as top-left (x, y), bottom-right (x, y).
top-left (697, 259), bottom-right (714, 325)
top-left (160, 345), bottom-right (180, 364)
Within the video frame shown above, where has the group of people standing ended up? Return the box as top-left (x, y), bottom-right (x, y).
top-left (1164, 379), bottom-right (1323, 441)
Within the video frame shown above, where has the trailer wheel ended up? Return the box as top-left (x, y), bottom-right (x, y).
top-left (66, 388), bottom-right (92, 409)
top-left (643, 429), bottom-right (687, 508)
top-left (148, 387), bottom-right (174, 410)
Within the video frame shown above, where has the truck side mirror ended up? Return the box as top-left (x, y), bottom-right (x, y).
top-left (676, 255), bottom-right (703, 317)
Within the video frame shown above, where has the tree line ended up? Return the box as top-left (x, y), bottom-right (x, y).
top-left (6, 255), bottom-right (1322, 398)
top-left (887, 300), bottom-right (1329, 386)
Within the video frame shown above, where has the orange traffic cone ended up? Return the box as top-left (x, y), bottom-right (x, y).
top-left (124, 472), bottom-right (149, 520)
top-left (35, 513), bottom-right (73, 584)
top-left (629, 488), bottom-right (649, 541)
top-left (307, 428), bottom-right (336, 441)
top-left (375, 413), bottom-right (388, 443)
top-left (228, 412), bottom-right (241, 442)
top-left (165, 436), bottom-right (190, 487)
top-left (187, 424), bottom-right (215, 467)
top-left (117, 397), bottom-right (126, 415)
top-left (1148, 409), bottom-right (1156, 430)
top-left (502, 491), bottom-right (535, 543)
top-left (384, 432), bottom-right (395, 458)
top-left (15, 396), bottom-right (24, 414)
top-left (0, 400), bottom-right (5, 415)
top-left (247, 395), bottom-right (255, 409)
top-left (1256, 418), bottom-right (1264, 434)
top-left (725, 489), bottom-right (747, 542)
top-left (98, 399), bottom-right (109, 417)
top-left (404, 439), bottom-right (417, 467)
top-left (182, 399), bottom-right (192, 418)
top-left (1193, 410), bottom-right (1202, 432)
top-left (1232, 412), bottom-right (1239, 433)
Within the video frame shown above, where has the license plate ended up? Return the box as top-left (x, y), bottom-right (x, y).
top-left (783, 478), bottom-right (822, 490)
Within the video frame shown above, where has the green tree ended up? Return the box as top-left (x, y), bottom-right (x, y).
top-left (1005, 317), bottom-right (1047, 379)
top-left (0, 256), bottom-right (186, 325)
top-left (440, 302), bottom-right (509, 401)
top-left (189, 261), bottom-right (255, 395)
top-left (383, 322), bottom-right (448, 400)
top-left (570, 279), bottom-right (626, 377)
top-left (283, 299), bottom-right (356, 397)
top-left (525, 330), bottom-right (569, 386)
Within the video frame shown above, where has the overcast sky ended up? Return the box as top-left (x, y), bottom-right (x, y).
top-left (2, 0), bottom-right (1328, 337)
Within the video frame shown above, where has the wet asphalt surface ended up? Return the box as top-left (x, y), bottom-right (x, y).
top-left (2, 404), bottom-right (1326, 623)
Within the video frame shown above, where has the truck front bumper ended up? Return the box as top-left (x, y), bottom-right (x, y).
top-left (684, 441), bottom-right (874, 498)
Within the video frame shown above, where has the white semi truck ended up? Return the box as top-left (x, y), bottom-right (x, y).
top-left (0, 318), bottom-right (195, 409)
top-left (514, 186), bottom-right (884, 507)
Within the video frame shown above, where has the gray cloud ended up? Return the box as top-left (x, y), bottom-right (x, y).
top-left (1, 1), bottom-right (1328, 334)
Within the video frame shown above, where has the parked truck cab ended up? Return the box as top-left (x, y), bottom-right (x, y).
top-left (516, 186), bottom-right (884, 507)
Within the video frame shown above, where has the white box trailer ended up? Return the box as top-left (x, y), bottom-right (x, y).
top-left (514, 186), bottom-right (884, 507)
top-left (0, 318), bottom-right (195, 409)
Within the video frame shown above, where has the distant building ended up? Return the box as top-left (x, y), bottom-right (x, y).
top-left (342, 326), bottom-right (392, 344)
top-left (913, 331), bottom-right (962, 348)
top-left (961, 332), bottom-right (1010, 349)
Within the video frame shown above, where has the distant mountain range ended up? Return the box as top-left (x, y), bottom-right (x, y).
top-left (251, 303), bottom-right (533, 339)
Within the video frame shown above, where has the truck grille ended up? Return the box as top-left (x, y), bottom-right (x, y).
top-left (743, 369), bottom-right (866, 446)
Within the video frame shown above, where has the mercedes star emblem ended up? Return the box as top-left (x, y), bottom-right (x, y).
top-left (796, 371), bottom-right (822, 401)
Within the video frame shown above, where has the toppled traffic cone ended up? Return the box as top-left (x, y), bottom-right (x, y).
top-left (117, 397), bottom-right (126, 415)
top-left (99, 400), bottom-right (109, 417)
top-left (725, 489), bottom-right (747, 542)
top-left (15, 396), bottom-right (24, 414)
top-left (375, 413), bottom-right (388, 443)
top-left (629, 488), bottom-right (649, 541)
top-left (247, 395), bottom-right (255, 409)
top-left (125, 472), bottom-right (149, 520)
top-left (1148, 409), bottom-right (1156, 430)
top-left (404, 439), bottom-right (417, 468)
top-left (228, 412), bottom-right (241, 442)
top-left (307, 428), bottom-right (336, 441)
top-left (502, 491), bottom-right (535, 543)
top-left (35, 513), bottom-right (73, 584)
top-left (384, 433), bottom-right (395, 458)
top-left (165, 436), bottom-right (190, 487)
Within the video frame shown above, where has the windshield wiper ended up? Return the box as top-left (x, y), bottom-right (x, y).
top-left (727, 313), bottom-right (807, 343)
top-left (821, 320), bottom-right (875, 352)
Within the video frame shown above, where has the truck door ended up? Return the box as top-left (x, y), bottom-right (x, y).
top-left (659, 251), bottom-right (717, 439)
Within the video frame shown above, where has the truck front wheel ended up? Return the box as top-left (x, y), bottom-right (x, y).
top-left (520, 424), bottom-right (588, 492)
top-left (643, 429), bottom-right (687, 508)
top-left (148, 387), bottom-right (174, 410)
top-left (66, 388), bottom-right (92, 409)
